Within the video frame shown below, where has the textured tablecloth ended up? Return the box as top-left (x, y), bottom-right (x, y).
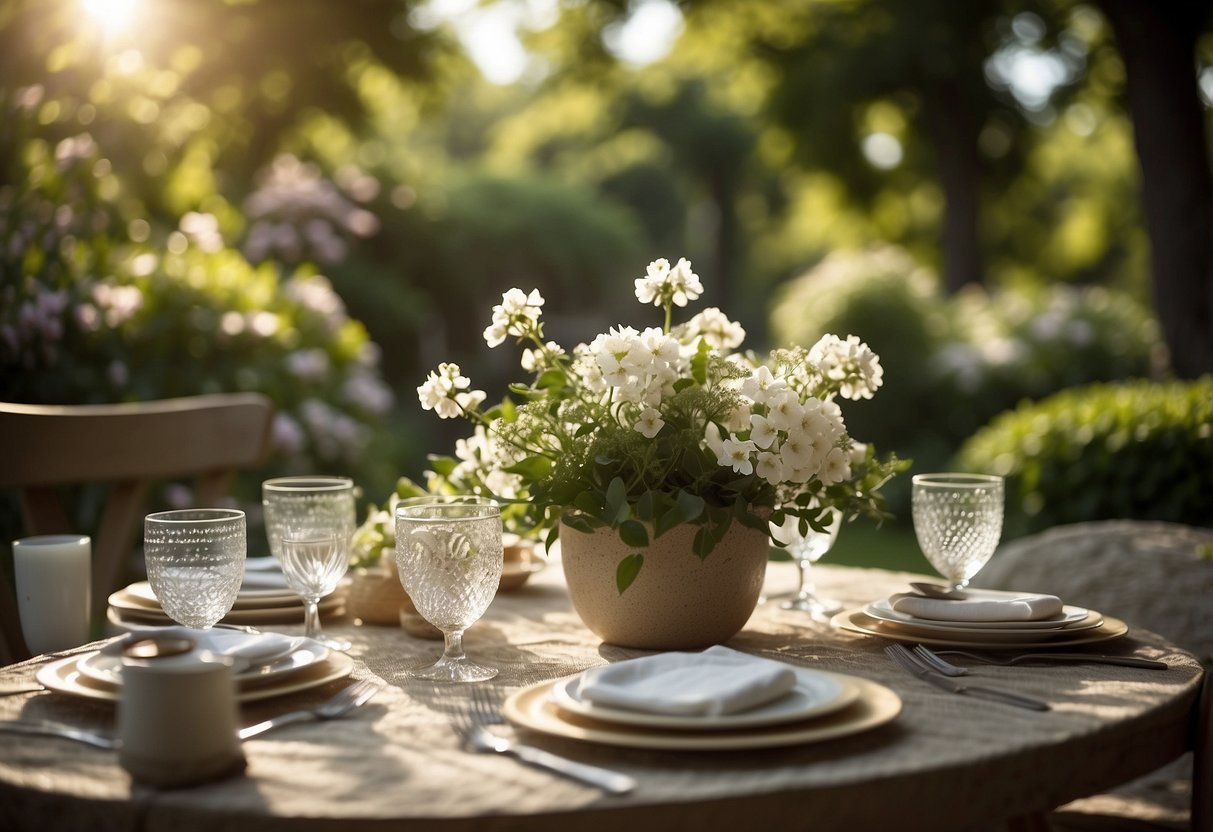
top-left (0, 562), bottom-right (1202, 832)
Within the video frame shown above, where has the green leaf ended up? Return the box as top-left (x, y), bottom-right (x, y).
top-left (618, 519), bottom-right (649, 548)
top-left (616, 554), bottom-right (644, 594)
top-left (690, 338), bottom-right (711, 385)
top-left (499, 397), bottom-right (517, 422)
top-left (672, 378), bottom-right (695, 393)
top-left (654, 490), bottom-right (706, 538)
top-left (563, 513), bottom-right (597, 533)
top-left (573, 490), bottom-right (605, 518)
top-left (505, 455), bottom-right (552, 480)
top-left (536, 368), bottom-right (566, 390)
top-left (427, 455), bottom-right (457, 478)
top-left (544, 524), bottom-right (561, 555)
top-left (634, 490), bottom-right (655, 521)
top-left (692, 525), bottom-right (714, 560)
top-left (574, 422), bottom-right (595, 437)
top-left (676, 490), bottom-right (706, 521)
top-left (604, 476), bottom-right (629, 525)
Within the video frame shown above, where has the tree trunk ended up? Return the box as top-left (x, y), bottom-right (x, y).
top-left (920, 75), bottom-right (985, 294)
top-left (1100, 0), bottom-right (1213, 379)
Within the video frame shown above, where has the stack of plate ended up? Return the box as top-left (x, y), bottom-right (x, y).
top-left (108, 580), bottom-right (346, 628)
top-left (831, 588), bottom-right (1129, 649)
top-left (502, 665), bottom-right (902, 751)
top-left (35, 636), bottom-right (354, 703)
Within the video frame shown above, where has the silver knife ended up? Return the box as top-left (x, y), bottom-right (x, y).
top-left (934, 651), bottom-right (1168, 671)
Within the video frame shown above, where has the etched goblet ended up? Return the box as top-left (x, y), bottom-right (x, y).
top-left (262, 476), bottom-right (356, 650)
top-left (143, 508), bottom-right (246, 629)
top-left (911, 473), bottom-right (1004, 592)
top-left (394, 497), bottom-right (503, 682)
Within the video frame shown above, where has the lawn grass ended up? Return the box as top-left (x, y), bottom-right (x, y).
top-left (824, 517), bottom-right (934, 575)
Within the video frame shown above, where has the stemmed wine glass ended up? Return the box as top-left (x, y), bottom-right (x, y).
top-left (262, 476), bottom-right (356, 651)
top-left (394, 496), bottom-right (503, 683)
top-left (911, 473), bottom-right (1005, 592)
top-left (143, 508), bottom-right (246, 629)
top-left (769, 507), bottom-right (842, 620)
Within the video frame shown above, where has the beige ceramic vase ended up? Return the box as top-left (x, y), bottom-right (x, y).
top-left (559, 517), bottom-right (770, 649)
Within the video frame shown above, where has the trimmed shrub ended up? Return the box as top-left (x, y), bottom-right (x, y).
top-left (956, 379), bottom-right (1213, 538)
top-left (770, 246), bottom-right (1165, 491)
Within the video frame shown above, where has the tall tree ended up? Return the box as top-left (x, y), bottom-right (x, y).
top-left (1098, 0), bottom-right (1213, 378)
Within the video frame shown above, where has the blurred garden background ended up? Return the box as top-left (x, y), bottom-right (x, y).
top-left (1, 0), bottom-right (1211, 573)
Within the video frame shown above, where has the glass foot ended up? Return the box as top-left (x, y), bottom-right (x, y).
top-left (406, 656), bottom-right (497, 683)
top-left (315, 633), bottom-right (352, 651)
top-left (779, 595), bottom-right (842, 621)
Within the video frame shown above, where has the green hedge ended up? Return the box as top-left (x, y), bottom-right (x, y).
top-left (955, 378), bottom-right (1213, 538)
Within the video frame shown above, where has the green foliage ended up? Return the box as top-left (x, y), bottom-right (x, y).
top-left (956, 379), bottom-right (1213, 538)
top-left (770, 246), bottom-right (1164, 489)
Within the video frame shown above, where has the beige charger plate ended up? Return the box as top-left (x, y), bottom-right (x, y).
top-left (35, 651), bottom-right (354, 704)
top-left (502, 675), bottom-right (901, 751)
top-left (832, 609), bottom-right (1129, 650)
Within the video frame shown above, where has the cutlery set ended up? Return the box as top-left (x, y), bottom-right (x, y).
top-left (884, 641), bottom-right (1169, 712)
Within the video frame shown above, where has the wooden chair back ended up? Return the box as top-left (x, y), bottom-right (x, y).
top-left (0, 394), bottom-right (273, 662)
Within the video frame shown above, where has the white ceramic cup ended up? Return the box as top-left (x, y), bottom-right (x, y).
top-left (118, 650), bottom-right (246, 788)
top-left (12, 535), bottom-right (92, 655)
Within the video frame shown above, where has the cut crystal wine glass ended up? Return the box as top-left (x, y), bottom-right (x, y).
top-left (770, 507), bottom-right (842, 620)
top-left (394, 496), bottom-right (503, 683)
top-left (262, 476), bottom-right (356, 650)
top-left (143, 508), bottom-right (246, 629)
top-left (911, 473), bottom-right (1004, 592)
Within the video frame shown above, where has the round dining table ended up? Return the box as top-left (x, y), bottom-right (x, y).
top-left (0, 561), bottom-right (1204, 832)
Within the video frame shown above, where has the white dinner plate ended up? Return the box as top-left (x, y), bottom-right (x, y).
top-left (124, 581), bottom-right (303, 608)
top-left (832, 609), bottom-right (1130, 650)
top-left (550, 666), bottom-right (860, 731)
top-left (503, 675), bottom-right (901, 751)
top-left (36, 651), bottom-right (354, 704)
top-left (76, 638), bottom-right (325, 686)
top-left (107, 599), bottom-right (345, 628)
top-left (864, 598), bottom-right (1100, 632)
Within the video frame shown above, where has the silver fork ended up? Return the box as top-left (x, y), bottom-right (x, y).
top-left (239, 678), bottom-right (384, 740)
top-left (884, 644), bottom-right (1050, 711)
top-left (453, 685), bottom-right (636, 795)
top-left (0, 719), bottom-right (118, 750)
top-left (917, 646), bottom-right (1168, 674)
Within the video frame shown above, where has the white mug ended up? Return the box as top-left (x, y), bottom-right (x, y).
top-left (12, 535), bottom-right (92, 655)
top-left (118, 649), bottom-right (246, 788)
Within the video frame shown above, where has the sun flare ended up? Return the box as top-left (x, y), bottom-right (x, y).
top-left (80, 0), bottom-right (141, 37)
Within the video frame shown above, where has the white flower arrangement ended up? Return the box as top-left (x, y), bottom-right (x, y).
top-left (409, 257), bottom-right (901, 591)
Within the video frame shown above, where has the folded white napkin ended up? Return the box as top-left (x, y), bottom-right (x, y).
top-left (890, 589), bottom-right (1064, 622)
top-left (242, 557), bottom-right (289, 590)
top-left (574, 645), bottom-right (798, 717)
top-left (101, 626), bottom-right (302, 667)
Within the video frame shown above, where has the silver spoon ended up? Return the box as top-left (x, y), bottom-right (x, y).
top-left (909, 581), bottom-right (968, 600)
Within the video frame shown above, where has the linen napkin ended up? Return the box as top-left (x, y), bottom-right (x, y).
top-left (99, 626), bottom-right (303, 669)
top-left (574, 645), bottom-right (798, 717)
top-left (890, 588), bottom-right (1064, 622)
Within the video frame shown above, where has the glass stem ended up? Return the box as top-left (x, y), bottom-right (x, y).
top-left (442, 630), bottom-right (466, 663)
top-left (796, 558), bottom-right (816, 602)
top-left (303, 599), bottom-right (321, 638)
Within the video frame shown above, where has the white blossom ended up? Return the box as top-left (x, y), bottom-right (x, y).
top-left (634, 407), bottom-right (665, 439)
top-left (721, 437), bottom-right (757, 475)
top-left (749, 414), bottom-right (778, 450)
